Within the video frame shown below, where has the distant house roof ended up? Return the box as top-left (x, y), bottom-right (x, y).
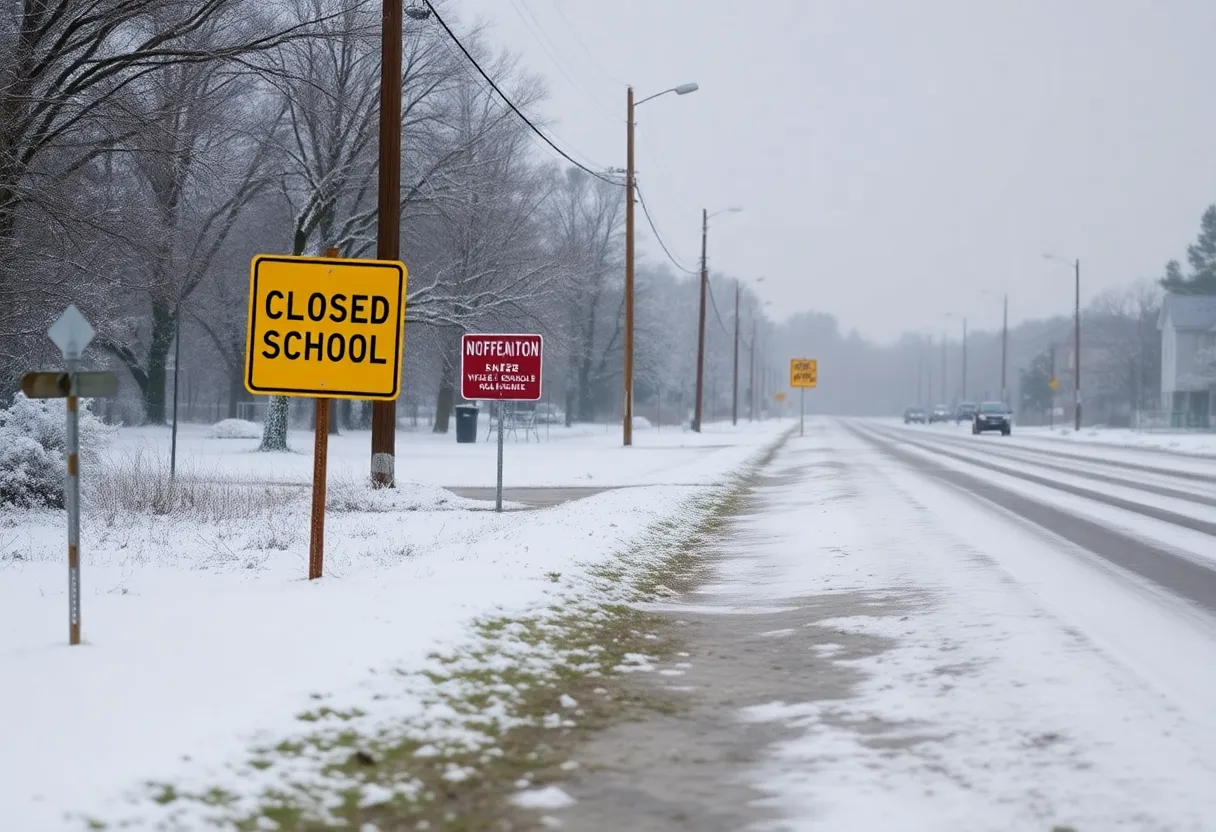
top-left (1158, 293), bottom-right (1216, 331)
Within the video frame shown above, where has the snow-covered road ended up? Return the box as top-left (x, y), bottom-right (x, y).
top-left (550, 418), bottom-right (1216, 831)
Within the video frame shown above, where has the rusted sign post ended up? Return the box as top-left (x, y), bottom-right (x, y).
top-left (244, 250), bottom-right (407, 579)
top-left (460, 334), bottom-right (544, 512)
top-left (308, 248), bottom-right (339, 579)
top-left (25, 305), bottom-right (116, 645)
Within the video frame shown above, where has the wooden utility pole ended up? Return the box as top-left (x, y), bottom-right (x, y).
top-left (692, 208), bottom-right (709, 432)
top-left (370, 0), bottom-right (405, 487)
top-left (623, 87), bottom-right (636, 446)
top-left (1001, 294), bottom-right (1008, 403)
top-left (748, 318), bottom-right (757, 421)
top-left (962, 317), bottom-right (968, 401)
top-left (1074, 258), bottom-right (1082, 431)
top-left (731, 281), bottom-right (740, 425)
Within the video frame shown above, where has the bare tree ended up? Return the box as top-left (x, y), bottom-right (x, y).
top-left (94, 56), bottom-right (276, 423)
top-left (403, 58), bottom-right (561, 431)
top-left (1087, 282), bottom-right (1162, 419)
top-left (0, 0), bottom-right (333, 360)
top-left (254, 0), bottom-right (458, 450)
top-left (542, 168), bottom-right (627, 422)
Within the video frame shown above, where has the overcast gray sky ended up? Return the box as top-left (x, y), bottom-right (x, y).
top-left (453, 0), bottom-right (1216, 343)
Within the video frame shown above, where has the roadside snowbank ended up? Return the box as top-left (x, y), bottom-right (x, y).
top-left (0, 420), bottom-right (785, 829)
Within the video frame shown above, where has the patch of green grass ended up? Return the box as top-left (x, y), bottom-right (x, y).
top-left (295, 706), bottom-right (365, 723)
top-left (131, 429), bottom-right (792, 830)
top-left (150, 783), bottom-right (178, 805)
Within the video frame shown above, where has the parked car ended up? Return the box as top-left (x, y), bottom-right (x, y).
top-left (955, 402), bottom-right (978, 424)
top-left (904, 406), bottom-right (927, 424)
top-left (929, 404), bottom-right (951, 423)
top-left (972, 401), bottom-right (1012, 435)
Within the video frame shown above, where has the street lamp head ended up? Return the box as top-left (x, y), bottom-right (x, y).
top-left (674, 83), bottom-right (699, 95)
top-left (725, 206), bottom-right (743, 213)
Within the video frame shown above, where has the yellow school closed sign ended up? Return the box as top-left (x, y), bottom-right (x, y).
top-left (790, 358), bottom-right (817, 389)
top-left (244, 254), bottom-right (407, 400)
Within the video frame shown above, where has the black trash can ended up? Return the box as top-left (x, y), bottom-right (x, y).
top-left (455, 404), bottom-right (480, 443)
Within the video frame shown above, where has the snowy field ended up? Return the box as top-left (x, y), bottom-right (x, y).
top-left (0, 417), bottom-right (786, 829)
top-left (102, 419), bottom-right (756, 488)
top-left (702, 423), bottom-right (1216, 829)
top-left (880, 415), bottom-right (1216, 456)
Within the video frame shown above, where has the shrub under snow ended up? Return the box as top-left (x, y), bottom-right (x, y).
top-left (0, 393), bottom-right (113, 508)
top-left (207, 418), bottom-right (263, 440)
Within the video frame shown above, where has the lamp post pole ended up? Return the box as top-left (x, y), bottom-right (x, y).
top-left (621, 82), bottom-right (699, 446)
top-left (692, 208), bottom-right (709, 432)
top-left (731, 282), bottom-right (740, 425)
top-left (623, 87), bottom-right (636, 445)
top-left (1074, 258), bottom-right (1081, 431)
top-left (1001, 294), bottom-right (1008, 403)
top-left (1044, 254), bottom-right (1082, 431)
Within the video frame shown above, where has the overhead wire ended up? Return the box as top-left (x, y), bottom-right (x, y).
top-left (634, 182), bottom-right (696, 275)
top-left (706, 280), bottom-right (732, 337)
top-left (510, 0), bottom-right (614, 124)
top-left (421, 0), bottom-right (618, 186)
top-left (426, 0), bottom-right (705, 300)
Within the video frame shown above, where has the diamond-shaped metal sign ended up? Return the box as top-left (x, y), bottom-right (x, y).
top-left (47, 305), bottom-right (96, 359)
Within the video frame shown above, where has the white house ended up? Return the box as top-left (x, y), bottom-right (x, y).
top-left (1158, 293), bottom-right (1216, 426)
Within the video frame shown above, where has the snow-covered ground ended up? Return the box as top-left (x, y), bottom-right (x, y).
top-left (109, 419), bottom-right (757, 488)
top-left (883, 415), bottom-right (1216, 456)
top-left (699, 422), bottom-right (1216, 829)
top-left (0, 418), bottom-right (785, 829)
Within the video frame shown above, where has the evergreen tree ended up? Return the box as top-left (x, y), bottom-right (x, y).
top-left (1160, 205), bottom-right (1216, 294)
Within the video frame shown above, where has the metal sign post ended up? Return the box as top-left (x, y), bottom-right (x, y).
top-left (45, 305), bottom-right (97, 645)
top-left (496, 404), bottom-right (506, 511)
top-left (460, 333), bottom-right (544, 513)
top-left (789, 358), bottom-right (818, 440)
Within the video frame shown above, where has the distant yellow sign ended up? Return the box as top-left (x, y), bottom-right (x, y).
top-left (1048, 376), bottom-right (1059, 390)
top-left (774, 391), bottom-right (787, 403)
top-left (244, 254), bottom-right (407, 400)
top-left (790, 358), bottom-right (818, 389)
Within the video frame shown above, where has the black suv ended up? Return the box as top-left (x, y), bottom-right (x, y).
top-left (904, 406), bottom-right (926, 424)
top-left (955, 402), bottom-right (978, 424)
top-left (972, 401), bottom-right (1012, 435)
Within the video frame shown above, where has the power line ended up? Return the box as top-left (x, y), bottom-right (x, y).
top-left (706, 279), bottom-right (732, 337)
top-left (422, 0), bottom-right (617, 186)
top-left (635, 182), bottom-right (696, 275)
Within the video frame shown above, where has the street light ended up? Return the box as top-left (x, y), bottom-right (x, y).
top-left (692, 206), bottom-right (743, 432)
top-left (1043, 254), bottom-right (1081, 431)
top-left (732, 276), bottom-right (764, 425)
top-left (623, 81), bottom-right (699, 447)
top-left (749, 299), bottom-right (773, 421)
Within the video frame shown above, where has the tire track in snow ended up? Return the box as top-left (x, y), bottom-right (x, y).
top-left (876, 426), bottom-right (1216, 509)
top-left (860, 424), bottom-right (1216, 538)
top-left (847, 423), bottom-right (1216, 616)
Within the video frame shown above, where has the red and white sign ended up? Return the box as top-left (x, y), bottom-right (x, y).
top-left (460, 333), bottom-right (543, 401)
